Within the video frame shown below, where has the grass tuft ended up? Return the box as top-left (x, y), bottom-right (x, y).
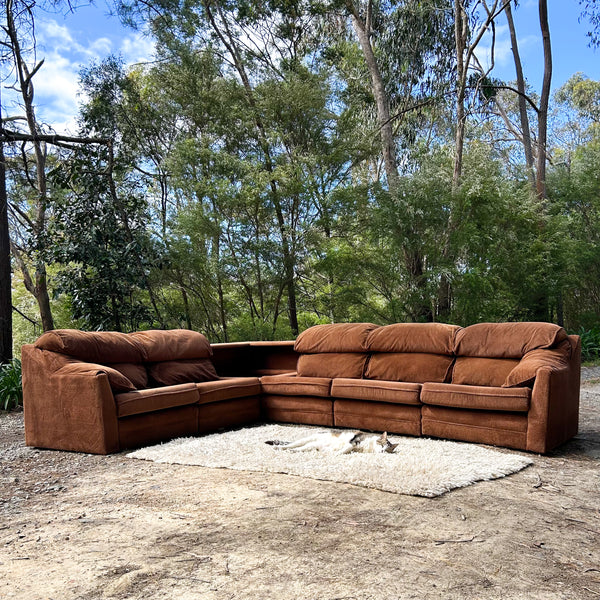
top-left (0, 358), bottom-right (23, 411)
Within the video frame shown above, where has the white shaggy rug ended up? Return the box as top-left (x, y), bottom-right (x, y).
top-left (127, 424), bottom-right (533, 497)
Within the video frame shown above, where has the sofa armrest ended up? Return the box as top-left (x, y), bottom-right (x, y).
top-left (22, 345), bottom-right (119, 454)
top-left (526, 336), bottom-right (581, 453)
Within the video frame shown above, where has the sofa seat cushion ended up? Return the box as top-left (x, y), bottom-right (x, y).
top-left (196, 377), bottom-right (261, 405)
top-left (115, 383), bottom-right (199, 417)
top-left (149, 359), bottom-right (219, 386)
top-left (421, 382), bottom-right (530, 412)
top-left (366, 353), bottom-right (453, 383)
top-left (260, 375), bottom-right (331, 397)
top-left (296, 353), bottom-right (367, 379)
top-left (331, 378), bottom-right (421, 405)
top-left (452, 357), bottom-right (520, 387)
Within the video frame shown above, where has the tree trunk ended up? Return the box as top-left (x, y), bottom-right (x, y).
top-left (347, 0), bottom-right (431, 321)
top-left (453, 0), bottom-right (468, 189)
top-left (0, 94), bottom-right (12, 362)
top-left (536, 0), bottom-right (552, 200)
top-left (505, 0), bottom-right (535, 190)
top-left (348, 5), bottom-right (400, 192)
top-left (5, 0), bottom-right (54, 332)
top-left (35, 265), bottom-right (54, 331)
top-left (205, 0), bottom-right (299, 335)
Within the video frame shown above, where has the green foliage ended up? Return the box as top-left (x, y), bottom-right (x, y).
top-left (7, 0), bottom-right (600, 342)
top-left (0, 359), bottom-right (22, 411)
top-left (577, 327), bottom-right (600, 362)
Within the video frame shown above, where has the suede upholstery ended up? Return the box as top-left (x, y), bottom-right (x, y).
top-left (294, 322), bottom-right (378, 353)
top-left (23, 329), bottom-right (260, 454)
top-left (366, 323), bottom-right (459, 354)
top-left (452, 357), bottom-right (519, 387)
top-left (454, 321), bottom-right (568, 359)
top-left (36, 329), bottom-right (143, 363)
top-left (366, 352), bottom-right (453, 383)
top-left (149, 359), bottom-right (219, 386)
top-left (23, 323), bottom-right (581, 454)
top-left (108, 363), bottom-right (149, 389)
top-left (296, 353), bottom-right (367, 378)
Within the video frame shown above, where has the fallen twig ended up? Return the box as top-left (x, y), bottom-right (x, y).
top-left (434, 535), bottom-right (477, 545)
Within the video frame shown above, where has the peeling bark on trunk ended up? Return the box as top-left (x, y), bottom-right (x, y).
top-left (505, 0), bottom-right (535, 189)
top-left (347, 0), bottom-right (431, 321)
top-left (536, 0), bottom-right (552, 200)
top-left (0, 102), bottom-right (12, 362)
top-left (206, 0), bottom-right (299, 335)
top-left (453, 0), bottom-right (468, 190)
top-left (5, 0), bottom-right (54, 332)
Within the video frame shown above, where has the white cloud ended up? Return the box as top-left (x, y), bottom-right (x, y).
top-left (3, 17), bottom-right (155, 134)
top-left (476, 22), bottom-right (539, 80)
top-left (120, 31), bottom-right (156, 65)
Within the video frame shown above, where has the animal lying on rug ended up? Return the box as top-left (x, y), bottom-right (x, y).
top-left (265, 430), bottom-right (398, 454)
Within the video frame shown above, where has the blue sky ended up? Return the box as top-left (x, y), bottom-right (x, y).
top-left (9, 0), bottom-right (600, 134)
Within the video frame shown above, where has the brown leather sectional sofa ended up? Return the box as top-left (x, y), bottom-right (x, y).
top-left (22, 322), bottom-right (580, 455)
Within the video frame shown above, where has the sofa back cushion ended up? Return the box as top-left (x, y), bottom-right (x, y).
top-left (454, 322), bottom-right (569, 359)
top-left (148, 359), bottom-right (219, 386)
top-left (294, 323), bottom-right (379, 354)
top-left (452, 357), bottom-right (520, 387)
top-left (296, 353), bottom-right (367, 379)
top-left (366, 353), bottom-right (453, 383)
top-left (35, 329), bottom-right (143, 363)
top-left (366, 323), bottom-right (460, 355)
top-left (131, 329), bottom-right (212, 362)
top-left (108, 363), bottom-right (149, 389)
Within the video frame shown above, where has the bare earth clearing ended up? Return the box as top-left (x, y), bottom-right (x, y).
top-left (1, 371), bottom-right (599, 600)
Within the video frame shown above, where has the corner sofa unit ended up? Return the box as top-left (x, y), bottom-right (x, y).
top-left (22, 321), bottom-right (580, 455)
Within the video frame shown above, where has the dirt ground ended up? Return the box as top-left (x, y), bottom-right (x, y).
top-left (1, 372), bottom-right (599, 600)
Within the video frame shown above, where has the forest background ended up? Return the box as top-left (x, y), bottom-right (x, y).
top-left (1, 0), bottom-right (600, 364)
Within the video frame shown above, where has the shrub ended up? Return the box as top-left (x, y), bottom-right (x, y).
top-left (577, 327), bottom-right (600, 363)
top-left (0, 358), bottom-right (23, 411)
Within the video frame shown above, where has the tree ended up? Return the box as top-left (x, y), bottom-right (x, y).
top-left (536, 0), bottom-right (552, 200)
top-left (504, 0), bottom-right (535, 187)
top-left (579, 0), bottom-right (600, 47)
top-left (0, 82), bottom-right (10, 362)
top-left (1, 0), bottom-right (54, 331)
